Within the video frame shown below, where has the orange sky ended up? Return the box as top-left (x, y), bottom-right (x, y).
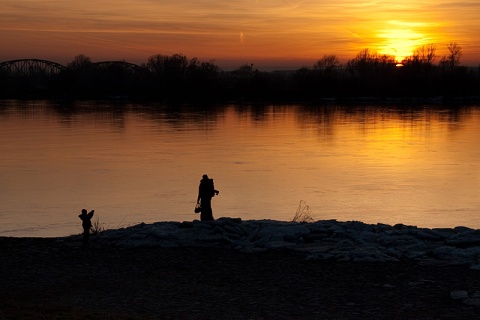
top-left (1, 0), bottom-right (479, 70)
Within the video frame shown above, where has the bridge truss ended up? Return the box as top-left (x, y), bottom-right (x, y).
top-left (0, 59), bottom-right (70, 76)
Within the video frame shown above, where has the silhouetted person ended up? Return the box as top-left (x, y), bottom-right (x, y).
top-left (197, 174), bottom-right (219, 221)
top-left (78, 209), bottom-right (94, 244)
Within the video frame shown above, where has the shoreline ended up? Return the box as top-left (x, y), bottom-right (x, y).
top-left (5, 218), bottom-right (480, 266)
top-left (62, 218), bottom-right (480, 268)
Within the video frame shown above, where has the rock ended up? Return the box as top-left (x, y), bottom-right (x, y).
top-left (179, 221), bottom-right (194, 228)
top-left (454, 226), bottom-right (473, 233)
top-left (305, 252), bottom-right (335, 261)
top-left (221, 224), bottom-right (244, 235)
top-left (254, 235), bottom-right (271, 247)
top-left (463, 298), bottom-right (480, 307)
top-left (450, 290), bottom-right (469, 300)
top-left (356, 231), bottom-right (378, 243)
top-left (446, 234), bottom-right (480, 248)
top-left (264, 241), bottom-right (295, 250)
top-left (432, 246), bottom-right (476, 263)
top-left (149, 224), bottom-right (179, 240)
top-left (256, 224), bottom-right (310, 242)
top-left (416, 230), bottom-right (443, 241)
top-left (404, 250), bottom-right (427, 259)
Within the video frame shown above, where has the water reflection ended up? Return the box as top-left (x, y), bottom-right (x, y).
top-left (1, 100), bottom-right (473, 132)
top-left (0, 100), bottom-right (479, 237)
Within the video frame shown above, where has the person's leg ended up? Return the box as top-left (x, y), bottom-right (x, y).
top-left (201, 207), bottom-right (213, 221)
top-left (200, 197), bottom-right (213, 221)
top-left (83, 228), bottom-right (89, 244)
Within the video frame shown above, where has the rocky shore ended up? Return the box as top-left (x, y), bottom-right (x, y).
top-left (86, 218), bottom-right (480, 268)
top-left (2, 218), bottom-right (480, 319)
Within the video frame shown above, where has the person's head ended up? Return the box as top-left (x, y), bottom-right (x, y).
top-left (82, 209), bottom-right (87, 214)
top-left (202, 174), bottom-right (209, 180)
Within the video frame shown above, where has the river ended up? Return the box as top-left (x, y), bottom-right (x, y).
top-left (1, 100), bottom-right (479, 237)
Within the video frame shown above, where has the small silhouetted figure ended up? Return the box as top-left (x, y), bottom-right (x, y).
top-left (197, 174), bottom-right (219, 221)
top-left (78, 209), bottom-right (94, 244)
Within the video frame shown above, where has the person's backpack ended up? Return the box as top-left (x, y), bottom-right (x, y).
top-left (200, 178), bottom-right (215, 198)
top-left (209, 179), bottom-right (216, 197)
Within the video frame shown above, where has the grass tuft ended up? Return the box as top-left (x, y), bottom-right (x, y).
top-left (91, 214), bottom-right (105, 235)
top-left (292, 200), bottom-right (315, 223)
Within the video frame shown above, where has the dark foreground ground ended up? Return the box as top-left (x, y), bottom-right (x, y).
top-left (1, 237), bottom-right (480, 319)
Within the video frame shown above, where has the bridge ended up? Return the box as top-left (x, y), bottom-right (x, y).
top-left (0, 59), bottom-right (70, 76)
top-left (0, 59), bottom-right (148, 77)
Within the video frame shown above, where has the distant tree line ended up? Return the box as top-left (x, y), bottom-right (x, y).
top-left (1, 42), bottom-right (479, 102)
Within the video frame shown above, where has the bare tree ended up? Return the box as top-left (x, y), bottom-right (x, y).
top-left (146, 53), bottom-right (189, 78)
top-left (441, 42), bottom-right (463, 72)
top-left (424, 44), bottom-right (438, 63)
top-left (313, 55), bottom-right (341, 71)
top-left (347, 49), bottom-right (395, 76)
top-left (448, 42), bottom-right (462, 68)
top-left (402, 44), bottom-right (437, 65)
top-left (416, 44), bottom-right (437, 63)
top-left (67, 54), bottom-right (92, 71)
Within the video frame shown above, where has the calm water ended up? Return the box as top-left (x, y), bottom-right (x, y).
top-left (1, 101), bottom-right (479, 237)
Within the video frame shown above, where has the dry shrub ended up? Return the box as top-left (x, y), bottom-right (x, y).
top-left (292, 200), bottom-right (315, 223)
top-left (91, 214), bottom-right (105, 235)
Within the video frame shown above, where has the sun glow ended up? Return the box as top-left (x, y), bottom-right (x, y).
top-left (377, 21), bottom-right (431, 62)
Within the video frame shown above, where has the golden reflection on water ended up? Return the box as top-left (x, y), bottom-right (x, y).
top-left (0, 102), bottom-right (479, 237)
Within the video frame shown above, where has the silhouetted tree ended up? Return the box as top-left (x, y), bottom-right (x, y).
top-left (312, 55), bottom-right (342, 97)
top-left (346, 49), bottom-right (396, 96)
top-left (437, 43), bottom-right (472, 97)
top-left (185, 58), bottom-right (222, 101)
top-left (67, 54), bottom-right (92, 71)
top-left (447, 42), bottom-right (463, 70)
top-left (146, 53), bottom-right (191, 99)
top-left (408, 44), bottom-right (437, 64)
top-left (291, 67), bottom-right (317, 99)
top-left (399, 44), bottom-right (439, 96)
top-left (227, 64), bottom-right (258, 100)
top-left (314, 55), bottom-right (341, 73)
top-left (439, 42), bottom-right (463, 73)
top-left (66, 54), bottom-right (95, 97)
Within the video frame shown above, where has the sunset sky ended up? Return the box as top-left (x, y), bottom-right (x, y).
top-left (1, 0), bottom-right (479, 70)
